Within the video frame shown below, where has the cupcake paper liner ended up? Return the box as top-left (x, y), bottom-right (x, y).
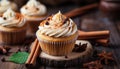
top-left (0, 26), bottom-right (27, 45)
top-left (37, 32), bottom-right (78, 56)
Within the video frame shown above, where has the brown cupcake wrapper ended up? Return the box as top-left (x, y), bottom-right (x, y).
top-left (38, 35), bottom-right (78, 56)
top-left (0, 28), bottom-right (26, 45)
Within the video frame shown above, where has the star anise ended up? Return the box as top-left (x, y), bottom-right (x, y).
top-left (73, 43), bottom-right (87, 52)
top-left (98, 51), bottom-right (114, 64)
top-left (83, 60), bottom-right (103, 69)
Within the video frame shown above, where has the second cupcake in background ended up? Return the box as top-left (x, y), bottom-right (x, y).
top-left (0, 0), bottom-right (18, 14)
top-left (36, 11), bottom-right (78, 56)
top-left (0, 8), bottom-right (27, 45)
top-left (20, 0), bottom-right (47, 35)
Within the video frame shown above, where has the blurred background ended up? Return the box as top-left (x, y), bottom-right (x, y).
top-left (10, 0), bottom-right (99, 9)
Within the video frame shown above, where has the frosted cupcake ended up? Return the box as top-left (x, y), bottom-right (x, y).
top-left (0, 0), bottom-right (17, 14)
top-left (20, 0), bottom-right (47, 34)
top-left (36, 11), bottom-right (78, 56)
top-left (0, 8), bottom-right (26, 45)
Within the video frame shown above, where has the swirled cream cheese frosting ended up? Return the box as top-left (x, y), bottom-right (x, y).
top-left (37, 11), bottom-right (78, 37)
top-left (0, 0), bottom-right (17, 13)
top-left (20, 0), bottom-right (47, 17)
top-left (0, 8), bottom-right (25, 27)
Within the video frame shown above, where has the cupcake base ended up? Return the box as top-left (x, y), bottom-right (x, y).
top-left (0, 24), bottom-right (27, 45)
top-left (39, 40), bottom-right (93, 67)
top-left (36, 31), bottom-right (78, 56)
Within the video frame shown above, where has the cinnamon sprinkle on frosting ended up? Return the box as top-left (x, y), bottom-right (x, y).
top-left (37, 11), bottom-right (78, 37)
top-left (0, 8), bottom-right (26, 27)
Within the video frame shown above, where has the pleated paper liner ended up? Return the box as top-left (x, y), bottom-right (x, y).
top-left (37, 31), bottom-right (78, 56)
top-left (39, 40), bottom-right (76, 56)
top-left (39, 40), bottom-right (93, 67)
top-left (0, 24), bottom-right (27, 45)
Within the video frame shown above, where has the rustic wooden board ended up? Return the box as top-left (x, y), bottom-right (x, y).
top-left (39, 40), bottom-right (93, 67)
top-left (0, 4), bottom-right (120, 69)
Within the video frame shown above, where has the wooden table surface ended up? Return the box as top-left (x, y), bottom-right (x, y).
top-left (0, 4), bottom-right (120, 69)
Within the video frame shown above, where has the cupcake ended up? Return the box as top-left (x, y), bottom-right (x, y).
top-left (0, 0), bottom-right (17, 14)
top-left (0, 8), bottom-right (27, 45)
top-left (20, 0), bottom-right (47, 34)
top-left (36, 11), bottom-right (78, 56)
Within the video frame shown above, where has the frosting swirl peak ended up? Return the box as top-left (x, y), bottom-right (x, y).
top-left (0, 0), bottom-right (17, 13)
top-left (26, 0), bottom-right (40, 7)
top-left (20, 0), bottom-right (47, 17)
top-left (52, 11), bottom-right (66, 24)
top-left (1, 0), bottom-right (10, 6)
top-left (0, 8), bottom-right (25, 27)
top-left (3, 8), bottom-right (15, 19)
top-left (37, 11), bottom-right (78, 37)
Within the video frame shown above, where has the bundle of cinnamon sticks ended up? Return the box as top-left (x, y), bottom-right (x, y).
top-left (78, 30), bottom-right (109, 46)
top-left (25, 39), bottom-right (41, 66)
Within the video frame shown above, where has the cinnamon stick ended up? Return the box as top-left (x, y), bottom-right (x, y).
top-left (26, 39), bottom-right (41, 65)
top-left (30, 41), bottom-right (40, 64)
top-left (78, 30), bottom-right (110, 40)
top-left (77, 30), bottom-right (110, 46)
top-left (95, 38), bottom-right (109, 46)
top-left (64, 3), bottom-right (98, 18)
